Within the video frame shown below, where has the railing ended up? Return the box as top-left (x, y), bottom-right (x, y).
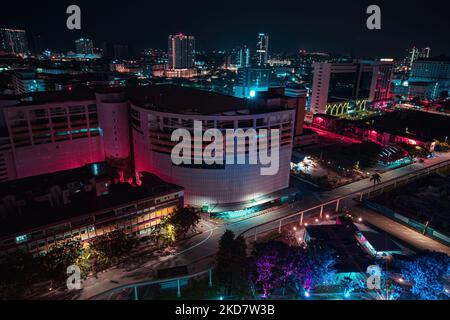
top-left (89, 255), bottom-right (216, 300)
top-left (238, 158), bottom-right (450, 240)
top-left (90, 157), bottom-right (450, 300)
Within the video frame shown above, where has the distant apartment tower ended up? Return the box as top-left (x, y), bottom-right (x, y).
top-left (406, 46), bottom-right (431, 68)
top-left (310, 61), bottom-right (394, 114)
top-left (12, 71), bottom-right (48, 95)
top-left (234, 67), bottom-right (270, 98)
top-left (233, 46), bottom-right (251, 69)
top-left (0, 28), bottom-right (29, 55)
top-left (168, 34), bottom-right (195, 69)
top-left (75, 38), bottom-right (94, 55)
top-left (409, 56), bottom-right (450, 98)
top-left (256, 33), bottom-right (269, 66)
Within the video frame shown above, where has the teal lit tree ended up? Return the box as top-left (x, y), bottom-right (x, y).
top-left (400, 251), bottom-right (449, 300)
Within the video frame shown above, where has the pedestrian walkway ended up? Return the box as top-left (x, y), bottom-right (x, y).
top-left (357, 206), bottom-right (450, 255)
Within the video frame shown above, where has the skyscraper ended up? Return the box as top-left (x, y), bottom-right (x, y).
top-left (75, 38), bottom-right (94, 55)
top-left (0, 28), bottom-right (29, 55)
top-left (233, 67), bottom-right (270, 98)
top-left (406, 46), bottom-right (431, 68)
top-left (256, 33), bottom-right (269, 66)
top-left (168, 34), bottom-right (195, 69)
top-left (237, 46), bottom-right (251, 69)
top-left (310, 61), bottom-right (394, 114)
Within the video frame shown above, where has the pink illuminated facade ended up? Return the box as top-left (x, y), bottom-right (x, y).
top-left (1, 85), bottom-right (296, 208)
top-left (131, 106), bottom-right (294, 206)
top-left (2, 98), bottom-right (105, 181)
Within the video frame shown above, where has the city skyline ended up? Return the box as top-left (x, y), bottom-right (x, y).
top-left (0, 0), bottom-right (449, 305)
top-left (1, 0), bottom-right (450, 57)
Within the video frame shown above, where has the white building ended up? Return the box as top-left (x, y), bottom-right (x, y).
top-left (310, 61), bottom-right (394, 114)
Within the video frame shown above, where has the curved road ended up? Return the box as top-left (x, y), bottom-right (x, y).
top-left (78, 152), bottom-right (450, 299)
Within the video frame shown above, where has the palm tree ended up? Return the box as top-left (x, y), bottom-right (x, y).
top-left (370, 173), bottom-right (382, 185)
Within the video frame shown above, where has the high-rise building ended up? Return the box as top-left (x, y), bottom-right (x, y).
top-left (234, 67), bottom-right (271, 98)
top-left (0, 85), bottom-right (294, 208)
top-left (0, 28), bottom-right (29, 55)
top-left (256, 33), bottom-right (269, 66)
top-left (168, 34), bottom-right (195, 69)
top-left (232, 46), bottom-right (251, 69)
top-left (12, 71), bottom-right (48, 94)
top-left (406, 46), bottom-right (431, 68)
top-left (75, 38), bottom-right (94, 55)
top-left (310, 61), bottom-right (394, 114)
top-left (409, 56), bottom-right (450, 98)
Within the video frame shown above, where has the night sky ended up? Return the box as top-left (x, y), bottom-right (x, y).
top-left (1, 0), bottom-right (450, 57)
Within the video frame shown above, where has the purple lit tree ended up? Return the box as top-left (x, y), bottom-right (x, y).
top-left (253, 241), bottom-right (293, 298)
top-left (255, 253), bottom-right (278, 298)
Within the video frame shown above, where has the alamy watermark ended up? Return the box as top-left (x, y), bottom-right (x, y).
top-left (366, 5), bottom-right (381, 30)
top-left (66, 264), bottom-right (81, 290)
top-left (66, 5), bottom-right (81, 30)
top-left (366, 265), bottom-right (382, 290)
top-left (66, 5), bottom-right (381, 33)
top-left (170, 121), bottom-right (280, 176)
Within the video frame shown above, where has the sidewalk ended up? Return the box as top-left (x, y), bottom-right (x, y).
top-left (356, 206), bottom-right (450, 255)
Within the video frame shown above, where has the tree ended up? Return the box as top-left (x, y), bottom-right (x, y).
top-left (76, 243), bottom-right (96, 279)
top-left (354, 141), bottom-right (382, 168)
top-left (40, 240), bottom-right (83, 284)
top-left (216, 230), bottom-right (248, 296)
top-left (400, 251), bottom-right (449, 300)
top-left (90, 229), bottom-right (139, 269)
top-left (0, 251), bottom-right (42, 299)
top-left (370, 173), bottom-right (382, 185)
top-left (351, 270), bottom-right (403, 300)
top-left (250, 240), bottom-right (338, 299)
top-left (304, 243), bottom-right (336, 290)
top-left (166, 207), bottom-right (202, 240)
top-left (378, 271), bottom-right (403, 300)
top-left (288, 242), bottom-right (336, 298)
top-left (252, 241), bottom-right (291, 298)
top-left (255, 252), bottom-right (278, 298)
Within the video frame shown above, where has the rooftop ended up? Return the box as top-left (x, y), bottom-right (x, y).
top-left (0, 162), bottom-right (116, 197)
top-left (360, 231), bottom-right (402, 253)
top-left (126, 85), bottom-right (286, 115)
top-left (9, 84), bottom-right (289, 115)
top-left (0, 167), bottom-right (183, 238)
top-left (416, 56), bottom-right (450, 63)
top-left (306, 224), bottom-right (372, 273)
top-left (367, 110), bottom-right (450, 142)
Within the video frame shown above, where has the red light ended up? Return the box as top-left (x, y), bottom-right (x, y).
top-left (409, 139), bottom-right (417, 145)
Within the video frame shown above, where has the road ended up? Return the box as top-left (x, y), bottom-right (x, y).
top-left (356, 206), bottom-right (450, 255)
top-left (77, 151), bottom-right (450, 299)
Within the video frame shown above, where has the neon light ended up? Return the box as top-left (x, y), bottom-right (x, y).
top-left (15, 234), bottom-right (29, 244)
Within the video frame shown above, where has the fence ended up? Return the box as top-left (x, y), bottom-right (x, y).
top-left (363, 201), bottom-right (450, 247)
top-left (239, 158), bottom-right (450, 240)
